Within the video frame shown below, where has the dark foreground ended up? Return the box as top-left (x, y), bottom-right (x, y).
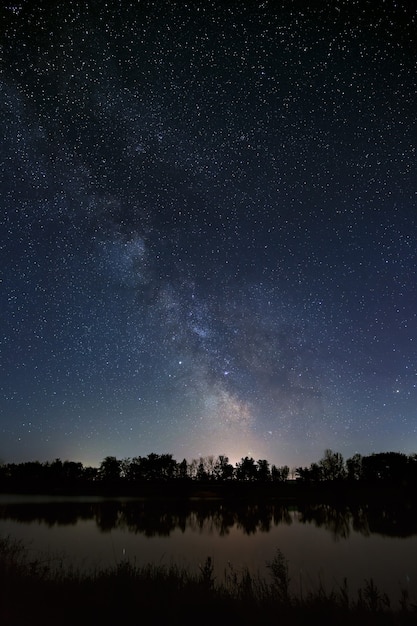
top-left (1, 536), bottom-right (416, 626)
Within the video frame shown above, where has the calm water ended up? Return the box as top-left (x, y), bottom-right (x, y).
top-left (1, 495), bottom-right (416, 603)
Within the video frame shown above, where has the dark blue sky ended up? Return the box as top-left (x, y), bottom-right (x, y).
top-left (1, 0), bottom-right (416, 467)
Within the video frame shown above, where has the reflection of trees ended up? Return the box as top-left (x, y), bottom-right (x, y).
top-left (0, 502), bottom-right (98, 527)
top-left (235, 504), bottom-right (263, 535)
top-left (123, 503), bottom-right (187, 538)
top-left (2, 500), bottom-right (417, 539)
top-left (96, 501), bottom-right (123, 532)
top-left (273, 506), bottom-right (294, 527)
top-left (363, 504), bottom-right (417, 538)
top-left (297, 502), bottom-right (417, 540)
top-left (0, 501), bottom-right (293, 536)
top-left (350, 506), bottom-right (371, 537)
top-left (297, 504), bottom-right (351, 540)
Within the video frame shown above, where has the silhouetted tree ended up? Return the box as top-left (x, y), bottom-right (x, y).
top-left (295, 462), bottom-right (323, 482)
top-left (99, 456), bottom-right (122, 483)
top-left (319, 449), bottom-right (346, 481)
top-left (187, 458), bottom-right (199, 480)
top-left (361, 452), bottom-right (409, 483)
top-left (161, 453), bottom-right (178, 479)
top-left (124, 456), bottom-right (143, 482)
top-left (196, 459), bottom-right (208, 481)
top-left (213, 455), bottom-right (234, 481)
top-left (59, 460), bottom-right (84, 486)
top-left (120, 458), bottom-right (132, 480)
top-left (408, 454), bottom-right (417, 484)
top-left (137, 453), bottom-right (178, 481)
top-left (205, 455), bottom-right (217, 480)
top-left (236, 457), bottom-right (258, 481)
top-left (3, 448), bottom-right (417, 493)
top-left (271, 464), bottom-right (289, 482)
top-left (82, 465), bottom-right (99, 483)
top-left (309, 462), bottom-right (323, 481)
top-left (141, 453), bottom-right (161, 480)
top-left (346, 453), bottom-right (363, 481)
top-left (177, 458), bottom-right (189, 480)
top-left (297, 451), bottom-right (346, 483)
top-left (257, 459), bottom-right (270, 482)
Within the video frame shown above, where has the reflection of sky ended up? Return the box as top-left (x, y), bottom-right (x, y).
top-left (0, 498), bottom-right (416, 603)
top-left (1, 2), bottom-right (416, 468)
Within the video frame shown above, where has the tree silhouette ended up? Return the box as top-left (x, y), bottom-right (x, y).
top-left (271, 464), bottom-right (289, 482)
top-left (361, 452), bottom-right (409, 483)
top-left (346, 453), bottom-right (362, 481)
top-left (319, 449), bottom-right (346, 481)
top-left (99, 456), bottom-right (122, 483)
top-left (1, 447), bottom-right (417, 494)
top-left (257, 459), bottom-right (270, 482)
top-left (236, 457), bottom-right (258, 481)
top-left (213, 455), bottom-right (234, 481)
top-left (177, 458), bottom-right (189, 480)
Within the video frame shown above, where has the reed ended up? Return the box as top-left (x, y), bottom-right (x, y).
top-left (0, 536), bottom-right (415, 625)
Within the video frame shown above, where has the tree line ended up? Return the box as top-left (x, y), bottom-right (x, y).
top-left (1, 449), bottom-right (417, 491)
top-left (0, 453), bottom-right (290, 490)
top-left (296, 449), bottom-right (417, 484)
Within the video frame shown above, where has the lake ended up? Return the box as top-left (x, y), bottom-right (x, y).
top-left (1, 495), bottom-right (416, 605)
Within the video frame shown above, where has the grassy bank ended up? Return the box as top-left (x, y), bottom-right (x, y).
top-left (1, 536), bottom-right (416, 626)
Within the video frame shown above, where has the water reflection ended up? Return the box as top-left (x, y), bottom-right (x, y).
top-left (0, 500), bottom-right (294, 536)
top-left (297, 502), bottom-right (417, 539)
top-left (1, 498), bottom-right (416, 539)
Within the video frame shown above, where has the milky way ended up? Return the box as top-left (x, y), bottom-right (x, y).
top-left (1, 0), bottom-right (416, 467)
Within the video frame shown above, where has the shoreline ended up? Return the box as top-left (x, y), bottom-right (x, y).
top-left (1, 536), bottom-right (415, 626)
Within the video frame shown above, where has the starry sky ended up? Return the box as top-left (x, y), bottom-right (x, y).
top-left (1, 0), bottom-right (416, 468)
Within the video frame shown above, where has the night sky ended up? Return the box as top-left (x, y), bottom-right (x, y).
top-left (1, 0), bottom-right (416, 468)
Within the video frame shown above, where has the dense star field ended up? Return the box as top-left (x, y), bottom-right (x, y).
top-left (1, 0), bottom-right (416, 468)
